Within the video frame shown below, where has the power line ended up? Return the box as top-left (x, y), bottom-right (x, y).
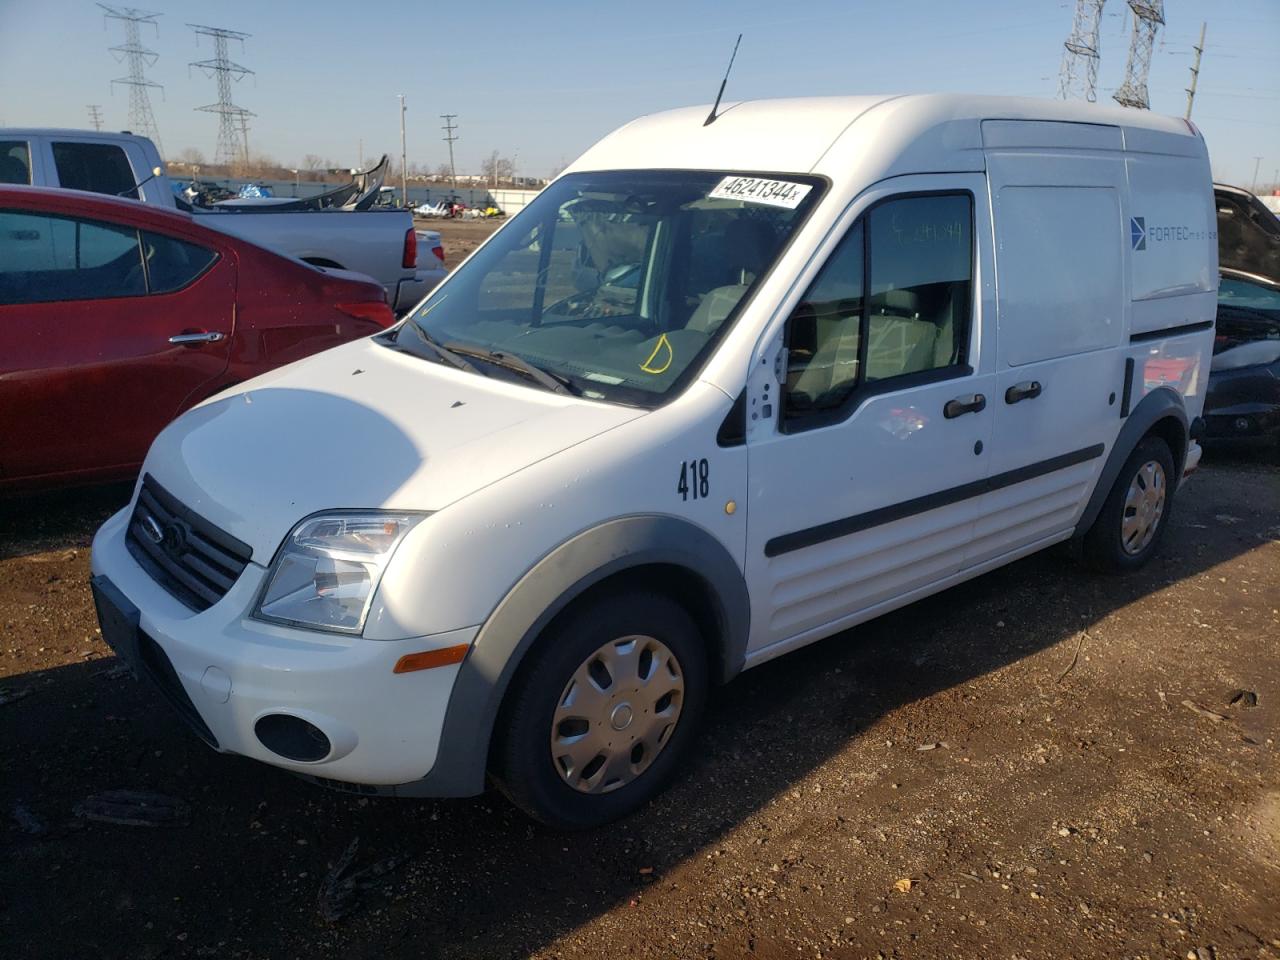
top-left (188, 23), bottom-right (254, 169)
top-left (99, 4), bottom-right (164, 154)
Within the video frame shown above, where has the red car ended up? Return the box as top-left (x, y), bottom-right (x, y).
top-left (0, 186), bottom-right (394, 493)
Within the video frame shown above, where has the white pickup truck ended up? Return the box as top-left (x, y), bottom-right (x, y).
top-left (0, 129), bottom-right (446, 312)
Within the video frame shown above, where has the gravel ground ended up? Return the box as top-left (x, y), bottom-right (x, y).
top-left (1, 452), bottom-right (1276, 960)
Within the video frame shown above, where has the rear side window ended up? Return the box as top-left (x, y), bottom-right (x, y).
top-left (0, 210), bottom-right (145, 304)
top-left (52, 142), bottom-right (139, 200)
top-left (0, 141), bottom-right (31, 184)
top-left (141, 231), bottom-right (218, 293)
top-left (783, 193), bottom-right (973, 424)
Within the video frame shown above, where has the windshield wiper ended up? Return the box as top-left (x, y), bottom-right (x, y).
top-left (397, 321), bottom-right (481, 374)
top-left (443, 343), bottom-right (579, 396)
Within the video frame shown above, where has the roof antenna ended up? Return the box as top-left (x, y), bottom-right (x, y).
top-left (704, 33), bottom-right (742, 127)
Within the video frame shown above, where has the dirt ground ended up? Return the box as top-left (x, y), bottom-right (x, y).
top-left (418, 216), bottom-right (502, 265)
top-left (2, 449), bottom-right (1277, 960)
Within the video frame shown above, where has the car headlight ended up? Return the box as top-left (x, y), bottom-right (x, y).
top-left (252, 512), bottom-right (427, 635)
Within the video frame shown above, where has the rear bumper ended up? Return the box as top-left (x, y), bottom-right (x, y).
top-left (1182, 440), bottom-right (1202, 479)
top-left (393, 266), bottom-right (447, 314)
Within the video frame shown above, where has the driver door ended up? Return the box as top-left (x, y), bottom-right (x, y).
top-left (743, 175), bottom-right (996, 659)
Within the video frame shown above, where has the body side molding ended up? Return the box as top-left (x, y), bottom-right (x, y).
top-left (765, 444), bottom-right (1105, 558)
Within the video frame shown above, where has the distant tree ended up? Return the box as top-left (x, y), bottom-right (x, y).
top-left (434, 162), bottom-right (454, 181)
top-left (547, 159), bottom-right (568, 181)
top-left (481, 150), bottom-right (515, 186)
top-left (302, 154), bottom-right (329, 171)
top-left (175, 147), bottom-right (206, 167)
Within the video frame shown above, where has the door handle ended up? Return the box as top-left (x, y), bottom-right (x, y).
top-left (1004, 380), bottom-right (1042, 404)
top-left (168, 331), bottom-right (225, 346)
top-left (943, 393), bottom-right (986, 419)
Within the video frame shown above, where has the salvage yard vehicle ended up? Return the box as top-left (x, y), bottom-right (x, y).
top-left (0, 185), bottom-right (395, 493)
top-left (1204, 185), bottom-right (1280, 449)
top-left (1204, 268), bottom-right (1280, 448)
top-left (1, 129), bottom-right (446, 312)
top-left (90, 94), bottom-right (1216, 829)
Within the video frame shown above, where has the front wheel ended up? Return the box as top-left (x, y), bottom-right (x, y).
top-left (491, 590), bottom-right (708, 830)
top-left (1083, 435), bottom-right (1176, 572)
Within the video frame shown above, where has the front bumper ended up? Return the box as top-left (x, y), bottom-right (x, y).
top-left (90, 506), bottom-right (476, 787)
top-left (1203, 405), bottom-right (1280, 440)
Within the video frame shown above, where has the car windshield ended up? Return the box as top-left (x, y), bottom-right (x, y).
top-left (394, 170), bottom-right (825, 406)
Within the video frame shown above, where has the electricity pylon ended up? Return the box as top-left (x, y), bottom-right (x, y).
top-left (1058, 0), bottom-right (1108, 102)
top-left (99, 5), bottom-right (164, 154)
top-left (1113, 0), bottom-right (1165, 109)
top-left (188, 23), bottom-right (254, 169)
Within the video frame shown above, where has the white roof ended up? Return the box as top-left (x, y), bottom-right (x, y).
top-left (567, 94), bottom-right (1202, 187)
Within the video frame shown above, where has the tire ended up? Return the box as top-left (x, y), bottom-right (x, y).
top-left (1083, 435), bottom-right (1176, 572)
top-left (491, 590), bottom-right (708, 830)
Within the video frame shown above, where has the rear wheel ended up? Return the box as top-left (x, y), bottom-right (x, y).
top-left (1083, 436), bottom-right (1176, 571)
top-left (492, 590), bottom-right (708, 830)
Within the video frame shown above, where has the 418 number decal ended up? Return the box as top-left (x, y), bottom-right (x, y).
top-left (677, 458), bottom-right (709, 501)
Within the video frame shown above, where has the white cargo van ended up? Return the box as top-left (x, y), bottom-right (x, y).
top-left (90, 95), bottom-right (1217, 828)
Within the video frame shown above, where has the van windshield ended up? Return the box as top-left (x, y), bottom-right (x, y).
top-left (395, 170), bottom-right (825, 406)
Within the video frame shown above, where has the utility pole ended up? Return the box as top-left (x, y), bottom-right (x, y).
top-left (398, 94), bottom-right (408, 208)
top-left (87, 105), bottom-right (105, 130)
top-left (357, 138), bottom-right (363, 169)
top-left (1184, 22), bottom-right (1206, 119)
top-left (1251, 157), bottom-right (1263, 194)
top-left (238, 112), bottom-right (250, 168)
top-left (441, 114), bottom-right (458, 191)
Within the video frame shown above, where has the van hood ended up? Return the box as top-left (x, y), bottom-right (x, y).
top-left (142, 337), bottom-right (643, 562)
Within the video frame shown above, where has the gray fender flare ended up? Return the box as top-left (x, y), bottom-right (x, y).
top-left (1072, 387), bottom-right (1188, 541)
top-left (396, 515), bottom-right (750, 797)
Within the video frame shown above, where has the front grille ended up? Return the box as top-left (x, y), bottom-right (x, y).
top-left (125, 474), bottom-right (252, 612)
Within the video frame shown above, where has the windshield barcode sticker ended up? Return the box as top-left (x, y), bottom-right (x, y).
top-left (708, 176), bottom-right (812, 209)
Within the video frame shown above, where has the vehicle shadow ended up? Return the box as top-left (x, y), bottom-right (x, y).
top-left (0, 481), bottom-right (134, 561)
top-left (1, 462), bottom-right (1276, 959)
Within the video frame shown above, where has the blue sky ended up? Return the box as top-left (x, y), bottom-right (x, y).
top-left (1, 0), bottom-right (1276, 187)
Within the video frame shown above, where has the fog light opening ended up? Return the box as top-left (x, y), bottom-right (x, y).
top-left (255, 714), bottom-right (332, 762)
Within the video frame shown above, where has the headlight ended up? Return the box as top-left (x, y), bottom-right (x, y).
top-left (253, 512), bottom-right (426, 635)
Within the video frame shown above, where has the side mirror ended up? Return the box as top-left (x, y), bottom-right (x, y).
top-left (118, 166), bottom-right (165, 197)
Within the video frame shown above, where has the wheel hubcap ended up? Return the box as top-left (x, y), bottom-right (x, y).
top-left (1121, 459), bottom-right (1166, 555)
top-left (550, 635), bottom-right (684, 794)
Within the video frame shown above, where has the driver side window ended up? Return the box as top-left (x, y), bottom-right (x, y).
top-left (783, 193), bottom-right (973, 425)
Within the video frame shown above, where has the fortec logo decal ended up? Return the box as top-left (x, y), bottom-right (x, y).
top-left (1130, 216), bottom-right (1147, 251)
top-left (1129, 215), bottom-right (1213, 252)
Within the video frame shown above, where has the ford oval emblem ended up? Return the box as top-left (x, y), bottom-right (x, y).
top-left (141, 514), bottom-right (164, 545)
